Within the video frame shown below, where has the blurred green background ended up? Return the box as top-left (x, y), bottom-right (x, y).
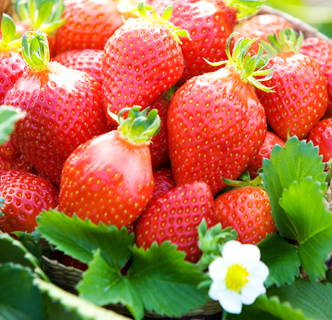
top-left (266, 0), bottom-right (332, 38)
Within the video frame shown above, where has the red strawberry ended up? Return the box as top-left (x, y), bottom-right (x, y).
top-left (307, 119), bottom-right (332, 163)
top-left (155, 0), bottom-right (265, 83)
top-left (256, 29), bottom-right (328, 141)
top-left (54, 0), bottom-right (123, 55)
top-left (167, 35), bottom-right (270, 195)
top-left (135, 181), bottom-right (216, 262)
top-left (0, 15), bottom-right (25, 105)
top-left (61, 255), bottom-right (88, 271)
top-left (300, 38), bottom-right (332, 118)
top-left (53, 49), bottom-right (103, 85)
top-left (247, 131), bottom-right (285, 179)
top-left (214, 186), bottom-right (277, 244)
top-left (102, 3), bottom-right (188, 124)
top-left (4, 31), bottom-right (108, 185)
top-left (0, 154), bottom-right (33, 175)
top-left (15, 0), bottom-right (66, 58)
top-left (59, 106), bottom-right (160, 227)
top-left (151, 167), bottom-right (175, 202)
top-left (0, 141), bottom-right (21, 162)
top-left (235, 14), bottom-right (292, 55)
top-left (149, 97), bottom-right (171, 169)
top-left (0, 170), bottom-right (58, 234)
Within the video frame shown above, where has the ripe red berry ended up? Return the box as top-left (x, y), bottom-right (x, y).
top-left (151, 167), bottom-right (175, 202)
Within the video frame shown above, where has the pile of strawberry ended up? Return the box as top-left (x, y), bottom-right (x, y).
top-left (0, 0), bottom-right (332, 272)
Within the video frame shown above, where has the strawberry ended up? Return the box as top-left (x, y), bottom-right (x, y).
top-left (0, 170), bottom-right (58, 234)
top-left (61, 255), bottom-right (88, 271)
top-left (256, 29), bottom-right (328, 141)
top-left (54, 0), bottom-right (123, 55)
top-left (59, 106), bottom-right (160, 227)
top-left (15, 0), bottom-right (66, 58)
top-left (235, 14), bottom-right (292, 55)
top-left (0, 154), bottom-right (33, 175)
top-left (247, 131), bottom-right (285, 179)
top-left (307, 119), bottom-right (332, 163)
top-left (155, 0), bottom-right (265, 83)
top-left (53, 49), bottom-right (104, 85)
top-left (0, 141), bottom-right (21, 162)
top-left (149, 97), bottom-right (171, 169)
top-left (0, 14), bottom-right (25, 105)
top-left (102, 3), bottom-right (189, 124)
top-left (300, 38), bottom-right (332, 118)
top-left (214, 185), bottom-right (277, 244)
top-left (167, 34), bottom-right (271, 195)
top-left (135, 181), bottom-right (216, 262)
top-left (4, 31), bottom-right (108, 185)
top-left (151, 167), bottom-right (175, 202)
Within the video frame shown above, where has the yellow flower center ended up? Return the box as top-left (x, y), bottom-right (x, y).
top-left (225, 264), bottom-right (249, 293)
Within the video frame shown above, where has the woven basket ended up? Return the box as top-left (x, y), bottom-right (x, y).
top-left (8, 4), bottom-right (332, 319)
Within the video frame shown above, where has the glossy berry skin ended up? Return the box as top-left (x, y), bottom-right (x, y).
top-left (0, 170), bottom-right (58, 234)
top-left (307, 119), bottom-right (332, 163)
top-left (214, 187), bottom-right (277, 244)
top-left (300, 38), bottom-right (332, 117)
top-left (236, 14), bottom-right (292, 55)
top-left (59, 129), bottom-right (154, 227)
top-left (0, 154), bottom-right (33, 175)
top-left (247, 131), bottom-right (285, 178)
top-left (53, 49), bottom-right (103, 85)
top-left (102, 19), bottom-right (184, 124)
top-left (61, 255), bottom-right (88, 271)
top-left (256, 52), bottom-right (328, 141)
top-left (55, 0), bottom-right (123, 55)
top-left (156, 0), bottom-right (236, 83)
top-left (168, 68), bottom-right (267, 195)
top-left (151, 167), bottom-right (175, 202)
top-left (135, 181), bottom-right (216, 262)
top-left (4, 62), bottom-right (108, 185)
top-left (0, 141), bottom-right (21, 161)
top-left (149, 98), bottom-right (170, 169)
top-left (0, 51), bottom-right (25, 104)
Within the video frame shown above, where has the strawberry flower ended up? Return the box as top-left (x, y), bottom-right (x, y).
top-left (208, 240), bottom-right (269, 314)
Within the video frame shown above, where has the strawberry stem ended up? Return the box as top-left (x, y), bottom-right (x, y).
top-left (260, 28), bottom-right (304, 58)
top-left (22, 30), bottom-right (50, 71)
top-left (225, 0), bottom-right (266, 20)
top-left (109, 106), bottom-right (161, 145)
top-left (0, 14), bottom-right (22, 52)
top-left (204, 33), bottom-right (275, 93)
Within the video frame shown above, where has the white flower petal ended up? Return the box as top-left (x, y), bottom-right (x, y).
top-left (241, 282), bottom-right (266, 305)
top-left (222, 241), bottom-right (244, 264)
top-left (219, 290), bottom-right (243, 314)
top-left (248, 261), bottom-right (269, 282)
top-left (209, 281), bottom-right (224, 301)
top-left (237, 244), bottom-right (261, 270)
top-left (209, 257), bottom-right (229, 281)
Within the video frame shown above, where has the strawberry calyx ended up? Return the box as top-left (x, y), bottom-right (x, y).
top-left (109, 106), bottom-right (161, 145)
top-left (223, 171), bottom-right (264, 189)
top-left (22, 30), bottom-right (50, 71)
top-left (15, 0), bottom-right (66, 35)
top-left (225, 0), bottom-right (266, 20)
top-left (204, 33), bottom-right (274, 92)
top-left (260, 28), bottom-right (304, 58)
top-left (0, 14), bottom-right (22, 52)
top-left (134, 1), bottom-right (191, 44)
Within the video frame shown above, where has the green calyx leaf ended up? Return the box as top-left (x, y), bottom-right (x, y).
top-left (109, 105), bottom-right (161, 145)
top-left (196, 220), bottom-right (237, 271)
top-left (0, 14), bottom-right (22, 52)
top-left (260, 28), bottom-right (304, 58)
top-left (223, 171), bottom-right (264, 189)
top-left (22, 30), bottom-right (50, 71)
top-left (15, 0), bottom-right (66, 35)
top-left (225, 0), bottom-right (266, 20)
top-left (0, 106), bottom-right (26, 145)
top-left (136, 1), bottom-right (191, 44)
top-left (205, 33), bottom-right (274, 92)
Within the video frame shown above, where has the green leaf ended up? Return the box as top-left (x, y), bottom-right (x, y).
top-left (0, 304), bottom-right (34, 320)
top-left (0, 106), bottom-right (26, 145)
top-left (258, 233), bottom-right (300, 287)
top-left (128, 242), bottom-right (207, 318)
top-left (280, 178), bottom-right (332, 280)
top-left (1, 14), bottom-right (16, 45)
top-left (34, 278), bottom-right (129, 320)
top-left (267, 279), bottom-right (332, 320)
top-left (0, 263), bottom-right (45, 320)
top-left (35, 0), bottom-right (54, 29)
top-left (13, 231), bottom-right (42, 261)
top-left (78, 250), bottom-right (144, 320)
top-left (262, 137), bottom-right (326, 239)
top-left (37, 209), bottom-right (135, 268)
